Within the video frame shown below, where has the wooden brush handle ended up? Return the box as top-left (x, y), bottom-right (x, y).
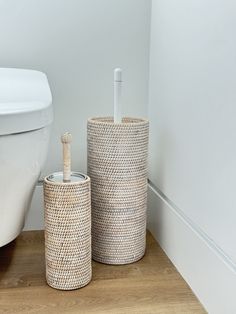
top-left (61, 132), bottom-right (72, 182)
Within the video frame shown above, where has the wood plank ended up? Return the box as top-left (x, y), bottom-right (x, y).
top-left (0, 230), bottom-right (206, 313)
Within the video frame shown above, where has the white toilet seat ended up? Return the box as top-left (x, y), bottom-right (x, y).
top-left (0, 68), bottom-right (53, 135)
top-left (0, 68), bottom-right (53, 246)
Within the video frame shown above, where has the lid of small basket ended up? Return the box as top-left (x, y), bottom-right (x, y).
top-left (47, 171), bottom-right (86, 183)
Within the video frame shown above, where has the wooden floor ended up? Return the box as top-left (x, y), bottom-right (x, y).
top-left (0, 231), bottom-right (206, 314)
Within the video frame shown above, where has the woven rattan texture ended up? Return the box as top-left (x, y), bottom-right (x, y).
top-left (87, 117), bottom-right (149, 264)
top-left (44, 175), bottom-right (91, 290)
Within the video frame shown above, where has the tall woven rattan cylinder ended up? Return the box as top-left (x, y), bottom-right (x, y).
top-left (87, 117), bottom-right (149, 265)
top-left (44, 173), bottom-right (91, 290)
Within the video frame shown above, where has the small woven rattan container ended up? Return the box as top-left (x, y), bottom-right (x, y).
top-left (44, 169), bottom-right (91, 290)
top-left (87, 117), bottom-right (149, 265)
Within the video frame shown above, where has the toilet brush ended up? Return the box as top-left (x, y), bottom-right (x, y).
top-left (114, 68), bottom-right (122, 123)
top-left (61, 132), bottom-right (72, 182)
top-left (44, 133), bottom-right (91, 290)
top-left (88, 68), bottom-right (149, 265)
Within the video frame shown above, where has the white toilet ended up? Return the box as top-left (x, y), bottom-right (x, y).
top-left (0, 68), bottom-right (53, 247)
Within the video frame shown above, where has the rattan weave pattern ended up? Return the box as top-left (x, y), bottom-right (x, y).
top-left (44, 174), bottom-right (91, 290)
top-left (87, 117), bottom-right (149, 265)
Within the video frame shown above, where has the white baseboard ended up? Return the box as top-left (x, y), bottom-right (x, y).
top-left (24, 184), bottom-right (44, 231)
top-left (148, 182), bottom-right (236, 314)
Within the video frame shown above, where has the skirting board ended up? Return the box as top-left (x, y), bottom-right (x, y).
top-left (148, 182), bottom-right (236, 314)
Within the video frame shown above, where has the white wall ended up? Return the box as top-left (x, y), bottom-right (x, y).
top-left (148, 0), bottom-right (236, 312)
top-left (0, 0), bottom-right (151, 177)
top-left (0, 0), bottom-right (151, 229)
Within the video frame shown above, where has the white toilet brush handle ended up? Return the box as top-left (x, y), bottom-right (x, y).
top-left (114, 68), bottom-right (122, 123)
top-left (61, 132), bottom-right (72, 182)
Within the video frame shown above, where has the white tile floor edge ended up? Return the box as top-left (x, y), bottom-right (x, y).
top-left (148, 183), bottom-right (236, 314)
